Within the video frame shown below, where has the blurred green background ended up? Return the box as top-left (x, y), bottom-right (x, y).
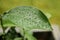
top-left (0, 0), bottom-right (60, 28)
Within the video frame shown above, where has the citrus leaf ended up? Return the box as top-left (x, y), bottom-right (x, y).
top-left (2, 6), bottom-right (52, 40)
top-left (2, 6), bottom-right (52, 31)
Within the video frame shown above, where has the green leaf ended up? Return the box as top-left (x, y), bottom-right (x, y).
top-left (24, 30), bottom-right (37, 40)
top-left (14, 38), bottom-right (22, 40)
top-left (2, 6), bottom-right (52, 40)
top-left (2, 19), bottom-right (15, 27)
top-left (2, 6), bottom-right (52, 30)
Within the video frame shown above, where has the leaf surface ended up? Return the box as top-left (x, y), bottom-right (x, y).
top-left (2, 6), bottom-right (52, 40)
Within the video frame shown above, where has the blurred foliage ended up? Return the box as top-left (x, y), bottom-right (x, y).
top-left (0, 0), bottom-right (60, 27)
top-left (0, 27), bottom-right (22, 40)
top-left (14, 38), bottom-right (22, 40)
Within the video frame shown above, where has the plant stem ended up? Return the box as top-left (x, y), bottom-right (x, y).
top-left (0, 15), bottom-right (5, 40)
top-left (22, 28), bottom-right (26, 40)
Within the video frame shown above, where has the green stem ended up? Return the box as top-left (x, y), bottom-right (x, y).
top-left (0, 15), bottom-right (5, 40)
top-left (22, 28), bottom-right (26, 40)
